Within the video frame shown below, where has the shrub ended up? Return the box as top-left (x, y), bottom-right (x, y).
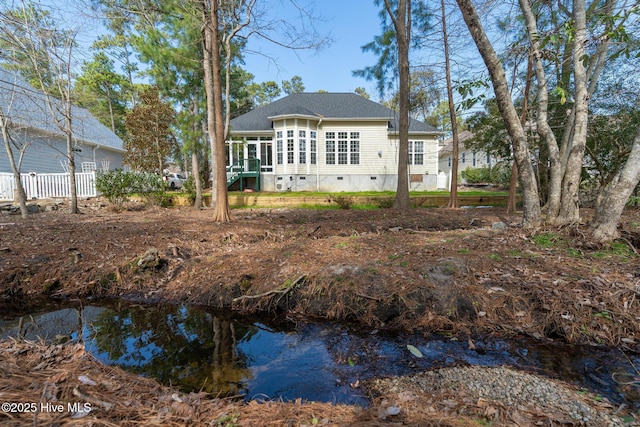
top-left (182, 175), bottom-right (197, 203)
top-left (376, 197), bottom-right (394, 209)
top-left (96, 170), bottom-right (165, 206)
top-left (331, 195), bottom-right (353, 209)
top-left (461, 164), bottom-right (511, 187)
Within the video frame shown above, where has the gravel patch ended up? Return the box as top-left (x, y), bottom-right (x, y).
top-left (369, 365), bottom-right (630, 426)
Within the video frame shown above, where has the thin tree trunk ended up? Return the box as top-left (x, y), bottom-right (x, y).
top-left (106, 84), bottom-right (116, 133)
top-left (65, 113), bottom-right (79, 214)
top-left (0, 110), bottom-right (28, 217)
top-left (190, 96), bottom-right (203, 209)
top-left (507, 55), bottom-right (534, 214)
top-left (443, 0), bottom-right (459, 209)
top-left (191, 151), bottom-right (203, 208)
top-left (456, 0), bottom-right (541, 226)
top-left (384, 0), bottom-right (411, 210)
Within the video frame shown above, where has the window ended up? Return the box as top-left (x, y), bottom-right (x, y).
top-left (310, 131), bottom-right (317, 165)
top-left (287, 130), bottom-right (294, 164)
top-left (276, 131), bottom-right (283, 165)
top-left (472, 151), bottom-right (477, 167)
top-left (409, 140), bottom-right (424, 165)
top-left (299, 130), bottom-right (306, 164)
top-left (326, 132), bottom-right (335, 164)
top-left (350, 132), bottom-right (360, 164)
top-left (448, 156), bottom-right (451, 167)
top-left (338, 132), bottom-right (348, 164)
top-left (326, 131), bottom-right (359, 165)
top-left (462, 152), bottom-right (466, 163)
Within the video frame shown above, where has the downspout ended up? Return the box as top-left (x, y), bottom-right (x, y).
top-left (316, 118), bottom-right (323, 192)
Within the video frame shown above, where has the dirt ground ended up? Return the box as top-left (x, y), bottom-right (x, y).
top-left (1, 199), bottom-right (640, 426)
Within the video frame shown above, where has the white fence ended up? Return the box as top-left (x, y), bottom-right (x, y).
top-left (0, 172), bottom-right (96, 201)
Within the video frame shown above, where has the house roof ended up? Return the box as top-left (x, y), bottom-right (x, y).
top-left (439, 130), bottom-right (475, 155)
top-left (230, 92), bottom-right (439, 135)
top-left (0, 67), bottom-right (124, 152)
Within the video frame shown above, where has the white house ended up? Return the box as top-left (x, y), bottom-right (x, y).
top-left (0, 67), bottom-right (125, 175)
top-left (227, 92), bottom-right (441, 192)
top-left (438, 130), bottom-right (498, 178)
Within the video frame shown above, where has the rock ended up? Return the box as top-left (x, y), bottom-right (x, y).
top-left (137, 248), bottom-right (162, 270)
top-left (491, 221), bottom-right (507, 230)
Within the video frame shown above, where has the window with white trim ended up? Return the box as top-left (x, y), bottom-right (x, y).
top-left (276, 131), bottom-right (283, 165)
top-left (326, 132), bottom-right (336, 164)
top-left (310, 131), bottom-right (317, 164)
top-left (350, 132), bottom-right (360, 164)
top-left (299, 130), bottom-right (306, 164)
top-left (338, 132), bottom-right (348, 164)
top-left (287, 130), bottom-right (294, 164)
top-left (409, 140), bottom-right (424, 165)
top-left (326, 131), bottom-right (360, 165)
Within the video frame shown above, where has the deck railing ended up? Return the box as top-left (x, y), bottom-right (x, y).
top-left (0, 172), bottom-right (97, 201)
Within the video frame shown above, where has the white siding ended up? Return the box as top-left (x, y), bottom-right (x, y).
top-left (267, 118), bottom-right (440, 191)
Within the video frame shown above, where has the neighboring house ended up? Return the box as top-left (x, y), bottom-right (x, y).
top-left (0, 67), bottom-right (124, 175)
top-left (438, 130), bottom-right (499, 180)
top-left (228, 92), bottom-right (441, 192)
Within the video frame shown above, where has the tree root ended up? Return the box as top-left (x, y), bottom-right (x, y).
top-left (232, 275), bottom-right (305, 303)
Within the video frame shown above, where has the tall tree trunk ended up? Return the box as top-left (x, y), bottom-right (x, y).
top-left (190, 96), bottom-right (203, 209)
top-left (106, 84), bottom-right (116, 133)
top-left (191, 151), bottom-right (203, 208)
top-left (210, 0), bottom-right (230, 222)
top-left (508, 55), bottom-right (534, 214)
top-left (456, 0), bottom-right (541, 226)
top-left (0, 110), bottom-right (28, 218)
top-left (201, 2), bottom-right (218, 209)
top-left (519, 0), bottom-right (562, 220)
top-left (557, 0), bottom-right (589, 225)
top-left (443, 0), bottom-right (459, 209)
top-left (384, 0), bottom-right (411, 210)
top-left (65, 113), bottom-right (79, 214)
top-left (589, 126), bottom-right (640, 242)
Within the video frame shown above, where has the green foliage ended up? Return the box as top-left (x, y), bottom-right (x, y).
top-left (532, 232), bottom-right (562, 248)
top-left (96, 170), bottom-right (164, 206)
top-left (123, 86), bottom-right (176, 173)
top-left (461, 165), bottom-right (511, 186)
top-left (281, 75), bottom-right (305, 95)
top-left (376, 197), bottom-right (394, 209)
top-left (182, 175), bottom-right (197, 203)
top-left (74, 51), bottom-right (129, 138)
top-left (331, 195), bottom-right (353, 209)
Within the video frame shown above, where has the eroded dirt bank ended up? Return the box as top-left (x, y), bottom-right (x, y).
top-left (1, 202), bottom-right (639, 425)
top-left (2, 203), bottom-right (639, 347)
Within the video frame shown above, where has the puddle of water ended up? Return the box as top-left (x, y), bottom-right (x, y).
top-left (1, 299), bottom-right (638, 410)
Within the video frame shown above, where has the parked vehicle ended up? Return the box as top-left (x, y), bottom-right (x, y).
top-left (163, 173), bottom-right (186, 190)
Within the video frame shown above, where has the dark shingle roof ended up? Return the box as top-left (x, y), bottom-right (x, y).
top-left (230, 92), bottom-right (438, 134)
top-left (0, 67), bottom-right (124, 151)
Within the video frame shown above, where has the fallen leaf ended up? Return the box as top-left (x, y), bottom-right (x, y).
top-left (78, 375), bottom-right (97, 386)
top-left (407, 344), bottom-right (423, 358)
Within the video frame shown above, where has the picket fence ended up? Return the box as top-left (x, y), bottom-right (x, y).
top-left (0, 172), bottom-right (96, 201)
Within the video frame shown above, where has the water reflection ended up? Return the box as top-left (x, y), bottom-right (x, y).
top-left (0, 300), bottom-right (638, 410)
top-left (88, 303), bottom-right (253, 396)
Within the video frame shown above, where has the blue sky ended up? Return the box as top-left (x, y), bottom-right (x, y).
top-left (242, 0), bottom-right (384, 97)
